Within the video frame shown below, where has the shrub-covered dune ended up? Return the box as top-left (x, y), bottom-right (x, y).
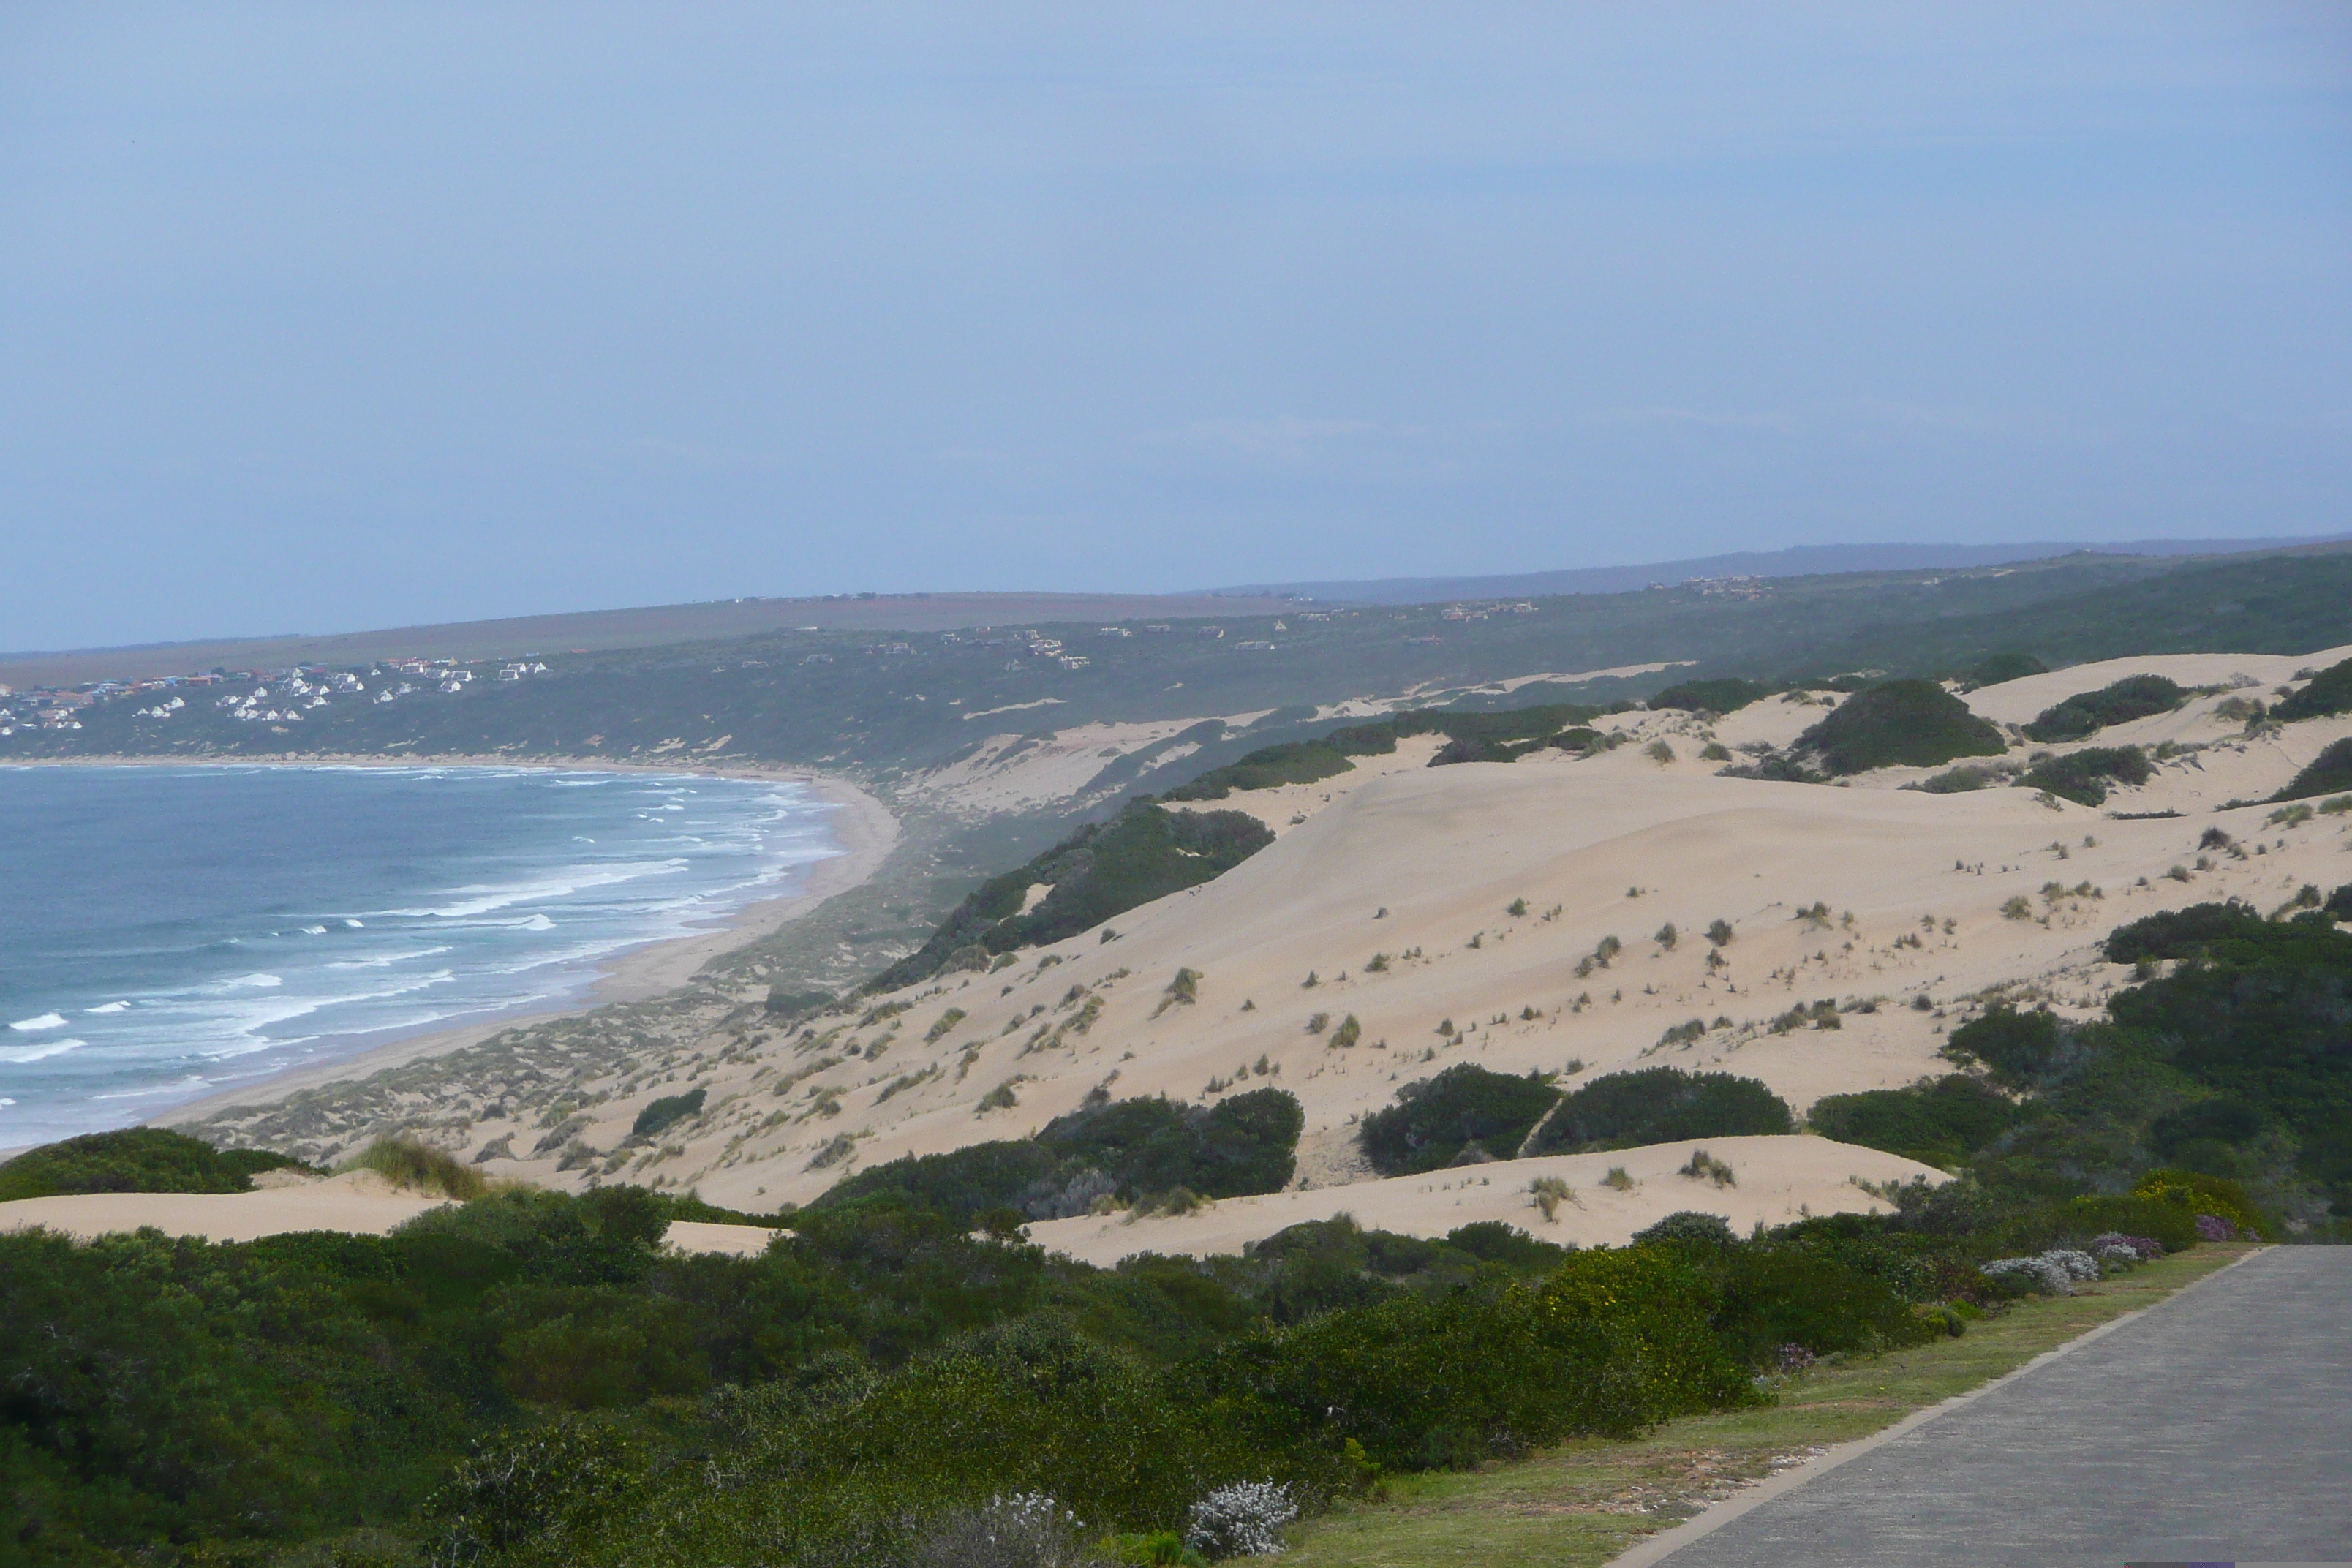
top-left (1793, 679), bottom-right (2008, 774)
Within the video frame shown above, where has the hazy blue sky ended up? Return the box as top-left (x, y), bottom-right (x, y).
top-left (4, 4), bottom-right (2348, 649)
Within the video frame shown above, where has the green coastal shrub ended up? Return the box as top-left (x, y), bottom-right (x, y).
top-left (1808, 1075), bottom-right (2026, 1168)
top-left (2100, 900), bottom-right (2272, 965)
top-left (2272, 737), bottom-right (2352, 803)
top-left (1039, 1089), bottom-right (1303, 1202)
top-left (2019, 745), bottom-right (2152, 807)
top-left (1941, 1007), bottom-right (2073, 1089)
top-left (2021, 674), bottom-right (2187, 742)
top-left (1357, 1065), bottom-right (1563, 1175)
top-left (631, 1087), bottom-right (707, 1140)
top-left (1710, 1245), bottom-right (1940, 1368)
top-left (1967, 652), bottom-right (2047, 687)
top-left (1523, 1067), bottom-right (1792, 1156)
top-left (1793, 679), bottom-right (2007, 774)
top-left (812, 1139), bottom-right (1087, 1224)
top-left (2273, 655), bottom-right (2352, 721)
top-left (872, 802), bottom-right (1274, 990)
top-left (1164, 739), bottom-right (1357, 798)
top-left (0, 1126), bottom-right (307, 1202)
top-left (1212, 1245), bottom-right (1749, 1471)
top-left (1648, 678), bottom-right (1771, 716)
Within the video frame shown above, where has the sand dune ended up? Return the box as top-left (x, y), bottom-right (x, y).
top-left (1025, 1135), bottom-right (1944, 1266)
top-left (0, 1167), bottom-right (779, 1256)
top-left (61, 648), bottom-right (2350, 1268)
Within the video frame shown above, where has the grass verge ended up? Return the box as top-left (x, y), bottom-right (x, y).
top-left (1281, 1243), bottom-right (2258, 1568)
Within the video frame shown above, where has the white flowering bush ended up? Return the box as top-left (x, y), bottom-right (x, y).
top-left (1980, 1255), bottom-right (2070, 1295)
top-left (1980, 1248), bottom-right (2102, 1297)
top-left (913, 1492), bottom-right (1102, 1568)
top-left (1185, 1480), bottom-right (1297, 1559)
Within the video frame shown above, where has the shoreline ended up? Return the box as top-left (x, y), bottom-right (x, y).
top-left (5, 753), bottom-right (900, 1136)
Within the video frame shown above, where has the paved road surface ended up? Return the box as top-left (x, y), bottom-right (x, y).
top-left (1657, 1247), bottom-right (2351, 1567)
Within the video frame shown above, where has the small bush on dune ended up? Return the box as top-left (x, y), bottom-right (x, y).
top-left (1808, 1075), bottom-right (2025, 1168)
top-left (1039, 1089), bottom-right (1303, 1201)
top-left (1793, 679), bottom-right (2006, 775)
top-left (2272, 737), bottom-right (2352, 803)
top-left (1357, 1064), bottom-right (1564, 1175)
top-left (630, 1086), bottom-right (707, 1140)
top-left (813, 1139), bottom-right (1097, 1225)
top-left (343, 1137), bottom-right (487, 1199)
top-left (2272, 655), bottom-right (2352, 722)
top-left (1632, 1210), bottom-right (1735, 1248)
top-left (1524, 1067), bottom-right (1792, 1156)
top-left (2019, 745), bottom-right (2152, 807)
top-left (2021, 674), bottom-right (2187, 742)
top-left (1940, 1006), bottom-right (2070, 1088)
top-left (0, 1126), bottom-right (308, 1202)
top-left (1648, 678), bottom-right (1771, 716)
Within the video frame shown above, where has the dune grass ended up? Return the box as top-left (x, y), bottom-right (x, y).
top-left (339, 1135), bottom-right (487, 1200)
top-left (1280, 1243), bottom-right (2255, 1568)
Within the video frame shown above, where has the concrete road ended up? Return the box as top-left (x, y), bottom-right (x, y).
top-left (1654, 1247), bottom-right (2352, 1567)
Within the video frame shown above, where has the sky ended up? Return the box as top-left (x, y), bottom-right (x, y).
top-left (3, 4), bottom-right (2349, 650)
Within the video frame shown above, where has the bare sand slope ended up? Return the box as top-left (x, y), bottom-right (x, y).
top-left (0, 1168), bottom-right (780, 1255)
top-left (0, 1169), bottom-right (453, 1243)
top-left (1025, 1135), bottom-right (1945, 1266)
top-left (1961, 645), bottom-right (2352, 727)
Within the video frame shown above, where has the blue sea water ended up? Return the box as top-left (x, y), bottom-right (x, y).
top-left (0, 765), bottom-right (841, 1146)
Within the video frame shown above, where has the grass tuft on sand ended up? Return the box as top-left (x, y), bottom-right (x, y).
top-left (339, 1136), bottom-right (487, 1200)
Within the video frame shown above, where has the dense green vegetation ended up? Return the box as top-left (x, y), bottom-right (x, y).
top-left (1164, 702), bottom-right (1602, 799)
top-left (2274, 655), bottom-right (2352, 721)
top-left (813, 1090), bottom-right (1305, 1224)
top-left (871, 803), bottom-right (1273, 990)
top-left (1792, 679), bottom-right (2008, 774)
top-left (4, 1173), bottom-right (2024, 1568)
top-left (1357, 1065), bottom-right (1562, 1175)
top-left (1966, 652), bottom-right (2047, 687)
top-left (1036, 1090), bottom-right (1305, 1204)
top-left (0, 1127), bottom-right (308, 1202)
top-left (2020, 674), bottom-right (2187, 742)
top-left (1807, 1076), bottom-right (2027, 1169)
top-left (10, 1153), bottom-right (2223, 1568)
top-left (2272, 738), bottom-right (2352, 803)
top-left (1815, 900), bottom-right (2352, 1229)
top-left (2018, 745), bottom-right (2152, 807)
top-left (1521, 1068), bottom-right (1793, 1156)
top-left (1646, 678), bottom-right (1770, 716)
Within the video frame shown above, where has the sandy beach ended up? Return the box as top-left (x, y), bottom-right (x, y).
top-left (0, 753), bottom-right (900, 1134)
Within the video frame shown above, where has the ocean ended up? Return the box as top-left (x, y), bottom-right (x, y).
top-left (0, 764), bottom-right (841, 1147)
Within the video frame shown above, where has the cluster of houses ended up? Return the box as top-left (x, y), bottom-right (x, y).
top-left (0, 652), bottom-right (559, 742)
top-left (1439, 600), bottom-right (1539, 622)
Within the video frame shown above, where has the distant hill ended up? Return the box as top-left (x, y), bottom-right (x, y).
top-left (0, 590), bottom-right (1297, 690)
top-left (1215, 534), bottom-right (2352, 606)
